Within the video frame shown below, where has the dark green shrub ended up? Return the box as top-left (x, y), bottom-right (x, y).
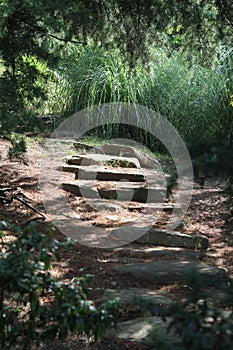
top-left (0, 221), bottom-right (118, 349)
top-left (0, 54), bottom-right (54, 135)
top-left (149, 270), bottom-right (233, 350)
top-left (7, 134), bottom-right (27, 160)
top-left (188, 140), bottom-right (233, 182)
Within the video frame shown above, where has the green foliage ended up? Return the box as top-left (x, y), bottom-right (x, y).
top-left (0, 0), bottom-right (232, 136)
top-left (2, 42), bottom-right (231, 150)
top-left (0, 221), bottom-right (118, 350)
top-left (7, 133), bottom-right (27, 159)
top-left (188, 140), bottom-right (233, 181)
top-left (152, 47), bottom-right (233, 141)
top-left (148, 270), bottom-right (233, 350)
top-left (49, 46), bottom-right (151, 114)
top-left (1, 0), bottom-right (232, 68)
top-left (49, 45), bottom-right (233, 145)
top-left (0, 54), bottom-right (54, 134)
top-left (165, 301), bottom-right (233, 350)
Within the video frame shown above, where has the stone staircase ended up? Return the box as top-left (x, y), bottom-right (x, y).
top-left (60, 141), bottom-right (231, 347)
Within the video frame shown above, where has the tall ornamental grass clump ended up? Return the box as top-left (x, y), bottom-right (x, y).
top-left (149, 47), bottom-right (233, 142)
top-left (47, 45), bottom-right (153, 116)
top-left (48, 45), bottom-right (233, 145)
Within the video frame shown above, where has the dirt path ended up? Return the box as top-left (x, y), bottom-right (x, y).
top-left (0, 138), bottom-right (232, 349)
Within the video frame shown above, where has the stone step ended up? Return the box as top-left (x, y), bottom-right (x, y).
top-left (98, 288), bottom-right (174, 315)
top-left (62, 182), bottom-right (98, 198)
top-left (114, 244), bottom-right (205, 259)
top-left (95, 143), bottom-right (160, 169)
top-left (73, 142), bottom-right (161, 169)
top-left (98, 184), bottom-right (165, 203)
top-left (78, 198), bottom-right (177, 213)
top-left (207, 287), bottom-right (233, 306)
top-left (66, 154), bottom-right (140, 168)
top-left (126, 203), bottom-right (177, 213)
top-left (137, 228), bottom-right (209, 250)
top-left (111, 227), bottom-right (209, 250)
top-left (62, 165), bottom-right (146, 182)
top-left (102, 286), bottom-right (233, 309)
top-left (114, 260), bottom-right (229, 287)
top-left (107, 316), bottom-right (180, 346)
top-left (62, 180), bottom-right (166, 202)
top-left (107, 289), bottom-right (232, 346)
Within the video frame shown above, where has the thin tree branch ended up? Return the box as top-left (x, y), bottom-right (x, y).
top-left (48, 33), bottom-right (84, 44)
top-left (20, 216), bottom-right (46, 229)
top-left (12, 195), bottom-right (46, 219)
top-left (0, 187), bottom-right (46, 227)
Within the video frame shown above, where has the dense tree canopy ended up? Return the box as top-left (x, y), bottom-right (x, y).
top-left (0, 0), bottom-right (232, 133)
top-left (1, 0), bottom-right (233, 70)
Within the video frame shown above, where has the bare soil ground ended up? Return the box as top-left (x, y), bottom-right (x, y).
top-left (0, 137), bottom-right (233, 350)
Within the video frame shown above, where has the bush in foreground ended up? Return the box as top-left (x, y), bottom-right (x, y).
top-left (149, 270), bottom-right (233, 350)
top-left (0, 221), bottom-right (118, 350)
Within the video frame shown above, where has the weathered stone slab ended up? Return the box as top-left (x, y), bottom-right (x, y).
top-left (111, 227), bottom-right (208, 250)
top-left (62, 165), bottom-right (146, 182)
top-left (98, 184), bottom-right (165, 202)
top-left (127, 203), bottom-right (177, 213)
top-left (66, 154), bottom-right (140, 168)
top-left (114, 245), bottom-right (205, 260)
top-left (98, 288), bottom-right (174, 312)
top-left (62, 182), bottom-right (98, 198)
top-left (107, 316), bottom-right (180, 346)
top-left (73, 141), bottom-right (161, 171)
top-left (207, 287), bottom-right (233, 306)
top-left (78, 198), bottom-right (177, 212)
top-left (91, 201), bottom-right (123, 212)
top-left (114, 261), bottom-right (229, 287)
top-left (137, 228), bottom-right (209, 250)
top-left (97, 181), bottom-right (162, 191)
top-left (111, 201), bottom-right (178, 212)
top-left (62, 180), bottom-right (166, 202)
top-left (67, 156), bottom-right (98, 166)
top-left (95, 143), bottom-right (160, 169)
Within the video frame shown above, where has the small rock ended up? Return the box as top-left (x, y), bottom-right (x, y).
top-left (73, 141), bottom-right (95, 151)
top-left (93, 202), bottom-right (122, 212)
